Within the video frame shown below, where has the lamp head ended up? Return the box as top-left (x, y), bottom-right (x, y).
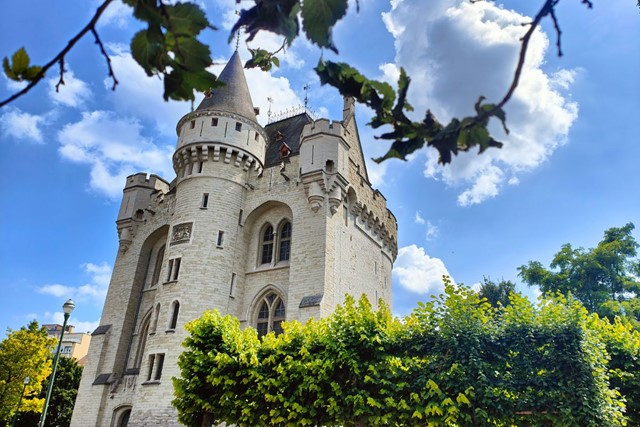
top-left (62, 299), bottom-right (75, 315)
top-left (24, 376), bottom-right (30, 385)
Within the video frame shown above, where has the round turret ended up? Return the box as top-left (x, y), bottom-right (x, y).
top-left (173, 51), bottom-right (268, 180)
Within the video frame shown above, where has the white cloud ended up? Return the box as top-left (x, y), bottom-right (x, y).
top-left (57, 110), bottom-right (174, 198)
top-left (0, 107), bottom-right (47, 143)
top-left (245, 68), bottom-right (303, 125)
top-left (2, 74), bottom-right (27, 91)
top-left (47, 70), bottom-right (92, 108)
top-left (39, 284), bottom-right (75, 298)
top-left (414, 212), bottom-right (439, 240)
top-left (383, 0), bottom-right (579, 205)
top-left (393, 244), bottom-right (451, 294)
top-left (39, 262), bottom-right (112, 308)
top-left (425, 220), bottom-right (439, 240)
top-left (104, 46), bottom-right (190, 136)
top-left (98, 0), bottom-right (131, 28)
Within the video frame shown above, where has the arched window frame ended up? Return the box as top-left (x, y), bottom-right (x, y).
top-left (277, 220), bottom-right (292, 263)
top-left (150, 303), bottom-right (161, 334)
top-left (150, 244), bottom-right (166, 287)
top-left (255, 292), bottom-right (286, 338)
top-left (112, 406), bottom-right (132, 427)
top-left (133, 311), bottom-right (152, 370)
top-left (259, 223), bottom-right (274, 265)
top-left (168, 300), bottom-right (180, 331)
top-left (257, 219), bottom-right (292, 267)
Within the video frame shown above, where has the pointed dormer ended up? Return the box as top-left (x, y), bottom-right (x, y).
top-left (196, 51), bottom-right (258, 123)
top-left (174, 52), bottom-right (268, 179)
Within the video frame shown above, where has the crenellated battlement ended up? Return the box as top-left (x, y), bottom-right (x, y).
top-left (301, 118), bottom-right (347, 141)
top-left (172, 142), bottom-right (262, 180)
top-left (124, 173), bottom-right (170, 192)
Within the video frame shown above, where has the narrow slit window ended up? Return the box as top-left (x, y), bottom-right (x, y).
top-left (201, 193), bottom-right (209, 208)
top-left (167, 258), bottom-right (181, 282)
top-left (190, 120), bottom-right (195, 129)
top-left (235, 122), bottom-right (242, 132)
top-left (198, 161), bottom-right (204, 173)
top-left (238, 209), bottom-right (243, 225)
top-left (147, 354), bottom-right (155, 381)
top-left (166, 259), bottom-right (174, 282)
top-left (217, 231), bottom-right (224, 247)
top-left (169, 301), bottom-right (180, 330)
top-left (230, 273), bottom-right (236, 296)
top-left (172, 258), bottom-right (181, 280)
top-left (254, 132), bottom-right (259, 141)
top-left (154, 354), bottom-right (165, 380)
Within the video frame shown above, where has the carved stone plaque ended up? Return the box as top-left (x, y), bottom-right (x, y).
top-left (170, 222), bottom-right (193, 246)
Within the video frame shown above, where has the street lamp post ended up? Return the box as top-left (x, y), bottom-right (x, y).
top-left (10, 376), bottom-right (30, 427)
top-left (38, 299), bottom-right (75, 427)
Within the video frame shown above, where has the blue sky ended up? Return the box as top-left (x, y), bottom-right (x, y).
top-left (1, 0), bottom-right (638, 333)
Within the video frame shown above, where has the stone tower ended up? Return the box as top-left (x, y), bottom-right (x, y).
top-left (70, 52), bottom-right (397, 427)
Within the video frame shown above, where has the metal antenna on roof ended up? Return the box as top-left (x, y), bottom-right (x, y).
top-left (303, 84), bottom-right (310, 109)
top-left (267, 97), bottom-right (274, 122)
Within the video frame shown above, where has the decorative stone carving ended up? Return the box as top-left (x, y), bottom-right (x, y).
top-left (118, 225), bottom-right (133, 254)
top-left (170, 222), bottom-right (193, 246)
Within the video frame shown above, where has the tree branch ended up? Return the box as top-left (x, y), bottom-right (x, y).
top-left (477, 0), bottom-right (567, 123)
top-left (0, 0), bottom-right (114, 108)
top-left (91, 28), bottom-right (118, 90)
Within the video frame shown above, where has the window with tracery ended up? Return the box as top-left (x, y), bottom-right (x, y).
top-left (256, 293), bottom-right (285, 338)
top-left (278, 222), bottom-right (292, 262)
top-left (258, 220), bottom-right (292, 266)
top-left (260, 225), bottom-right (274, 264)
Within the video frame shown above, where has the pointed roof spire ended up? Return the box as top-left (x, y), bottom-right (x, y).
top-left (196, 51), bottom-right (257, 122)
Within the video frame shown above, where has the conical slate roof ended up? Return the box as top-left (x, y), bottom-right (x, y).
top-left (196, 51), bottom-right (257, 122)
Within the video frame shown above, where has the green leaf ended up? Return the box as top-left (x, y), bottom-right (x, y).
top-left (3, 57), bottom-right (18, 80)
top-left (230, 0), bottom-right (300, 45)
top-left (182, 70), bottom-right (218, 93)
top-left (301, 0), bottom-right (348, 53)
top-left (11, 47), bottom-right (30, 75)
top-left (131, 29), bottom-right (164, 76)
top-left (164, 2), bottom-right (209, 37)
top-left (24, 66), bottom-right (42, 80)
top-left (173, 38), bottom-right (212, 72)
top-left (128, 0), bottom-right (163, 25)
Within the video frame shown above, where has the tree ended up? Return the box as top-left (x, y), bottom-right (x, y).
top-left (477, 277), bottom-right (517, 307)
top-left (0, 0), bottom-right (599, 167)
top-left (518, 222), bottom-right (640, 323)
top-left (14, 356), bottom-right (83, 427)
top-left (0, 321), bottom-right (54, 424)
top-left (173, 286), bottom-right (637, 426)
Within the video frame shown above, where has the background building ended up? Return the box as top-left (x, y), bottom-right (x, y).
top-left (71, 52), bottom-right (397, 426)
top-left (43, 324), bottom-right (91, 365)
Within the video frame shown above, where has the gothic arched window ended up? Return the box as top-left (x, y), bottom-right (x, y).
top-left (256, 292), bottom-right (285, 338)
top-left (150, 244), bottom-right (165, 287)
top-left (278, 222), bottom-right (292, 262)
top-left (260, 225), bottom-right (274, 264)
top-left (168, 301), bottom-right (180, 330)
top-left (133, 312), bottom-right (152, 369)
